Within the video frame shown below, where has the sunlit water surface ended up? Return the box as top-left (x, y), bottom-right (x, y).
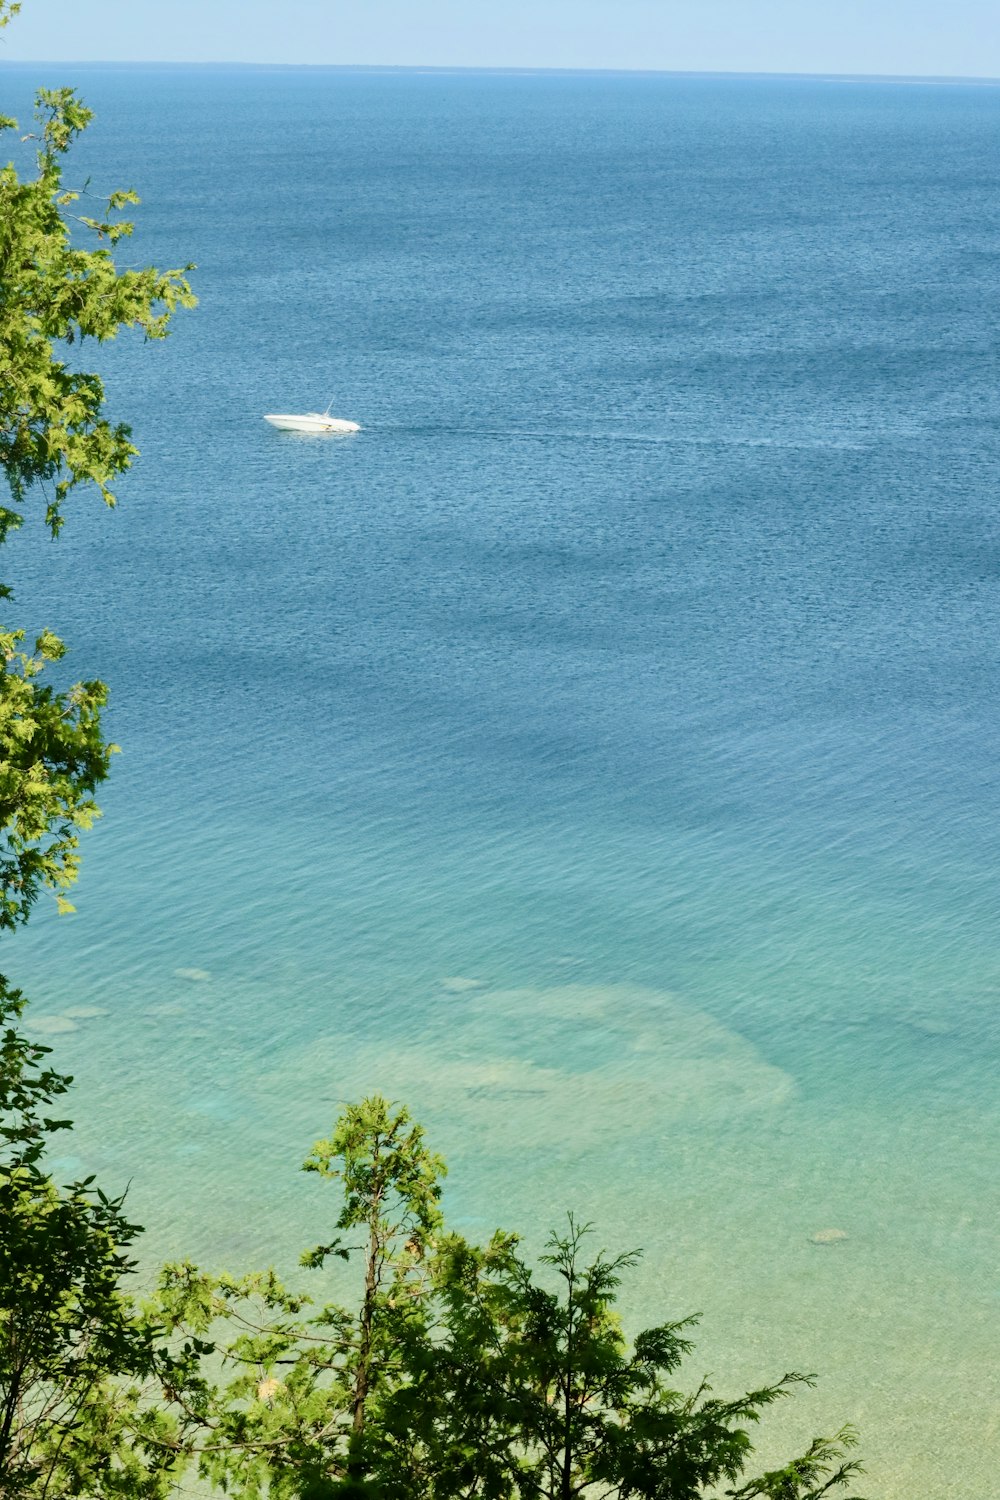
top-left (2, 63), bottom-right (999, 1495)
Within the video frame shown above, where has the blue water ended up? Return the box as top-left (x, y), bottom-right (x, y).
top-left (2, 65), bottom-right (1000, 1494)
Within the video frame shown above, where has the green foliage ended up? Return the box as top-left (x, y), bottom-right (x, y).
top-left (303, 1098), bottom-right (446, 1454)
top-left (374, 1214), bottom-right (866, 1500)
top-left (0, 977), bottom-right (184, 1498)
top-left (728, 1430), bottom-right (865, 1500)
top-left (151, 1095), bottom-right (867, 1500)
top-left (0, 13), bottom-right (194, 923)
top-left (1, 964), bottom-right (869, 1500)
top-left (0, 83), bottom-right (195, 537)
top-left (149, 1098), bottom-right (449, 1497)
top-left (0, 625), bottom-right (114, 928)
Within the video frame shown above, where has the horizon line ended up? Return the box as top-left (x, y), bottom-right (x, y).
top-left (1, 60), bottom-right (1000, 86)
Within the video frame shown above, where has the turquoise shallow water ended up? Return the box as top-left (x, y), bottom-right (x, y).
top-left (2, 64), bottom-right (1000, 1494)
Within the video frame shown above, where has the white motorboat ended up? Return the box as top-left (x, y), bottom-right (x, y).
top-left (263, 405), bottom-right (360, 434)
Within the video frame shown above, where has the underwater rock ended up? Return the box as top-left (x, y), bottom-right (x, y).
top-left (439, 976), bottom-right (486, 993)
top-left (908, 1017), bottom-right (952, 1036)
top-left (61, 1005), bottom-right (108, 1019)
top-left (174, 967), bottom-right (212, 983)
top-left (28, 1015), bottom-right (79, 1034)
top-left (810, 1228), bottom-right (849, 1245)
top-left (289, 984), bottom-right (796, 1153)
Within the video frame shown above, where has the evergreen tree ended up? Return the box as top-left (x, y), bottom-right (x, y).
top-left (153, 1096), bottom-right (866, 1500)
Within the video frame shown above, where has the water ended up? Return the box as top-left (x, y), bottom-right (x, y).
top-left (2, 64), bottom-right (1000, 1495)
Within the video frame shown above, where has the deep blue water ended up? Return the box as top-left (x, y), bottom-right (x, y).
top-left (2, 65), bottom-right (1000, 1494)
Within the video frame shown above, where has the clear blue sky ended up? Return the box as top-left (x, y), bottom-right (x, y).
top-left (2, 0), bottom-right (999, 78)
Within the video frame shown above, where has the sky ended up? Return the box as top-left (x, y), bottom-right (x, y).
top-left (1, 0), bottom-right (999, 78)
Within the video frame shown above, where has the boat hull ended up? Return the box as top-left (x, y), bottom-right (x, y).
top-left (264, 413), bottom-right (361, 434)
